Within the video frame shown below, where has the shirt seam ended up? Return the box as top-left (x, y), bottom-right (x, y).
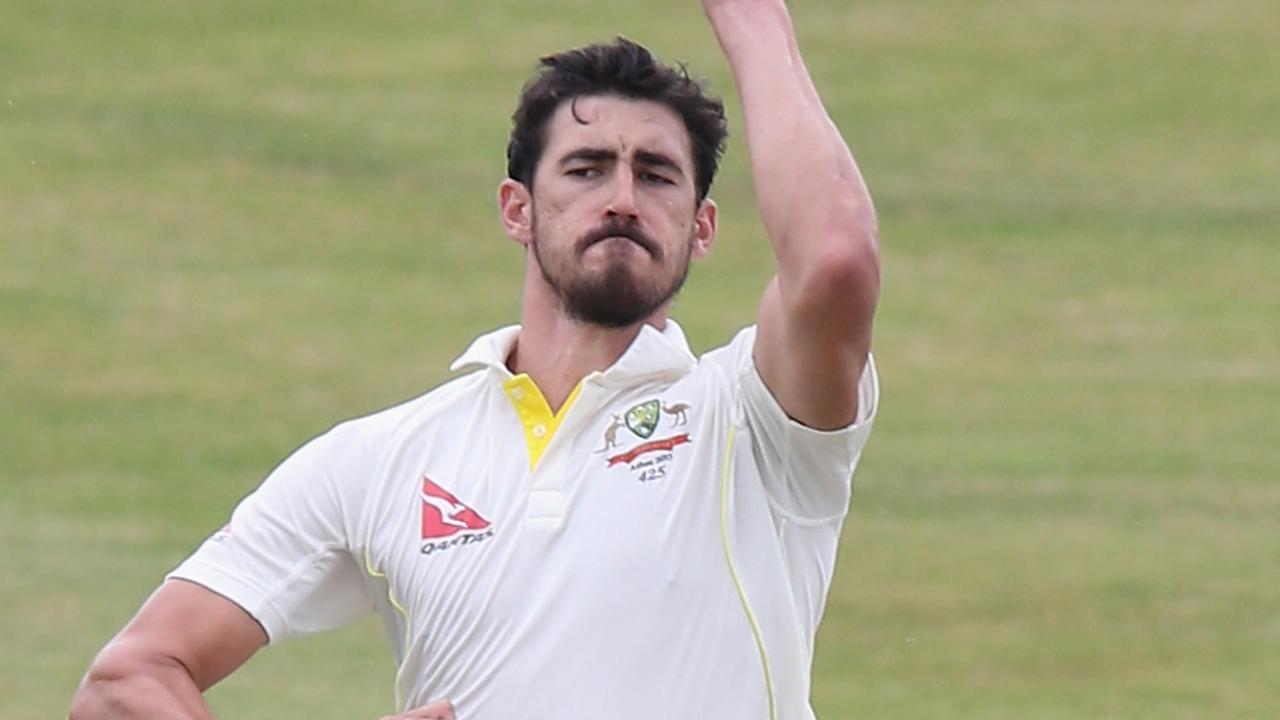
top-left (258, 542), bottom-right (350, 638)
top-left (764, 491), bottom-right (848, 527)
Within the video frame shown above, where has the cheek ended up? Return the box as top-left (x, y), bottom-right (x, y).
top-left (542, 191), bottom-right (572, 215)
top-left (649, 193), bottom-right (694, 224)
top-left (534, 189), bottom-right (585, 229)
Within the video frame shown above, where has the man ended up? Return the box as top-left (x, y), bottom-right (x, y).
top-left (71, 1), bottom-right (879, 718)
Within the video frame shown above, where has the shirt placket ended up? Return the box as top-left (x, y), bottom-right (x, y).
top-left (523, 374), bottom-right (608, 530)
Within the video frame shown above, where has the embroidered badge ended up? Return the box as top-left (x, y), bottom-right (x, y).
top-left (601, 398), bottom-right (694, 482)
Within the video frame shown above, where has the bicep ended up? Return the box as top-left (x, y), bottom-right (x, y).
top-left (110, 578), bottom-right (267, 691)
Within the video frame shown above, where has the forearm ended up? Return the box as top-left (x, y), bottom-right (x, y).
top-left (70, 650), bottom-right (214, 720)
top-left (705, 0), bottom-right (877, 282)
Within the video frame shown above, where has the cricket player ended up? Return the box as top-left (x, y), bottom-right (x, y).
top-left (71, 1), bottom-right (880, 717)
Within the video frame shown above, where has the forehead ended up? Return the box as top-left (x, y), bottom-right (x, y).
top-left (541, 95), bottom-right (693, 169)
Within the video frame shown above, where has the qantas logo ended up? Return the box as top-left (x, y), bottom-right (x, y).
top-left (420, 477), bottom-right (494, 555)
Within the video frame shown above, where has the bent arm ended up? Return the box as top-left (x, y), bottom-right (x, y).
top-left (706, 0), bottom-right (880, 429)
top-left (70, 579), bottom-right (267, 720)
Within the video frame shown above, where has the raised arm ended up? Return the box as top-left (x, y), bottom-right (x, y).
top-left (705, 0), bottom-right (879, 429)
top-left (69, 580), bottom-right (267, 720)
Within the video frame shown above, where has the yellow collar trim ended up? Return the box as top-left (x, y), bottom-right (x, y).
top-left (502, 375), bottom-right (584, 469)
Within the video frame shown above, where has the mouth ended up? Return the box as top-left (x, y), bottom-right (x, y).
top-left (583, 230), bottom-right (657, 258)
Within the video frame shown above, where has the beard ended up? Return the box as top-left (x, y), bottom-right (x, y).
top-left (532, 215), bottom-right (693, 328)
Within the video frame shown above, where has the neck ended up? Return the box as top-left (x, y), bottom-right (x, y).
top-left (510, 263), bottom-right (668, 413)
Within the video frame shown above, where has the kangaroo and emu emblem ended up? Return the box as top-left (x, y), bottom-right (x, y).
top-left (600, 398), bottom-right (694, 480)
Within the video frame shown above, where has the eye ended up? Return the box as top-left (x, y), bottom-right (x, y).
top-left (640, 172), bottom-right (675, 185)
top-left (567, 167), bottom-right (601, 179)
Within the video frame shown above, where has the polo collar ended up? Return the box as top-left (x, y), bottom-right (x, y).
top-left (449, 320), bottom-right (696, 384)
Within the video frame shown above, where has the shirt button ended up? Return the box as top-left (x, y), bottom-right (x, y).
top-left (510, 387), bottom-right (525, 400)
top-left (532, 424), bottom-right (547, 438)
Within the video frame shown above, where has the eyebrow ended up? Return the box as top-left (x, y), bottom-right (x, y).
top-left (558, 147), bottom-right (686, 178)
top-left (559, 148), bottom-right (616, 166)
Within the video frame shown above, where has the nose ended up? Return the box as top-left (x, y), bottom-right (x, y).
top-left (604, 170), bottom-right (638, 219)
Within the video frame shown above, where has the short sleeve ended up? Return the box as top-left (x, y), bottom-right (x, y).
top-left (167, 422), bottom-right (374, 643)
top-left (714, 326), bottom-right (880, 522)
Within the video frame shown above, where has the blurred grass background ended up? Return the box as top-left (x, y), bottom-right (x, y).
top-left (2, 1), bottom-right (1277, 718)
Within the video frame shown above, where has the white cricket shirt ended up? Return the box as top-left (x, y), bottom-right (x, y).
top-left (170, 321), bottom-right (879, 720)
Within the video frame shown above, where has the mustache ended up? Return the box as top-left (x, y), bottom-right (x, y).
top-left (578, 219), bottom-right (659, 258)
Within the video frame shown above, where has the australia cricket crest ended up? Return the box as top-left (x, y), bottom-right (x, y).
top-left (624, 399), bottom-right (661, 439)
top-left (600, 398), bottom-right (693, 482)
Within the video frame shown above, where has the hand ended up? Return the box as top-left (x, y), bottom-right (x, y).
top-left (379, 698), bottom-right (456, 720)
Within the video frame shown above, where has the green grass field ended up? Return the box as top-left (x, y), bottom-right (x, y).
top-left (3, 1), bottom-right (1277, 718)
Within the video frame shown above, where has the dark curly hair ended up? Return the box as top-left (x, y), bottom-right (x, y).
top-left (506, 37), bottom-right (728, 202)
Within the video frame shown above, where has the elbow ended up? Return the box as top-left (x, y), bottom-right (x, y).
top-left (827, 236), bottom-right (880, 291)
top-left (70, 655), bottom-right (136, 720)
top-left (69, 649), bottom-right (184, 720)
top-left (69, 669), bottom-right (119, 720)
top-left (69, 690), bottom-right (103, 720)
top-left (794, 236), bottom-right (881, 315)
top-left (809, 198), bottom-right (880, 298)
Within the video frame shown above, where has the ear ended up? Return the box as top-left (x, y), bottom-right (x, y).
top-left (498, 179), bottom-right (534, 246)
top-left (691, 197), bottom-right (717, 260)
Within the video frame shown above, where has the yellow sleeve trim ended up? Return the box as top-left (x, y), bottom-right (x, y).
top-left (363, 549), bottom-right (412, 712)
